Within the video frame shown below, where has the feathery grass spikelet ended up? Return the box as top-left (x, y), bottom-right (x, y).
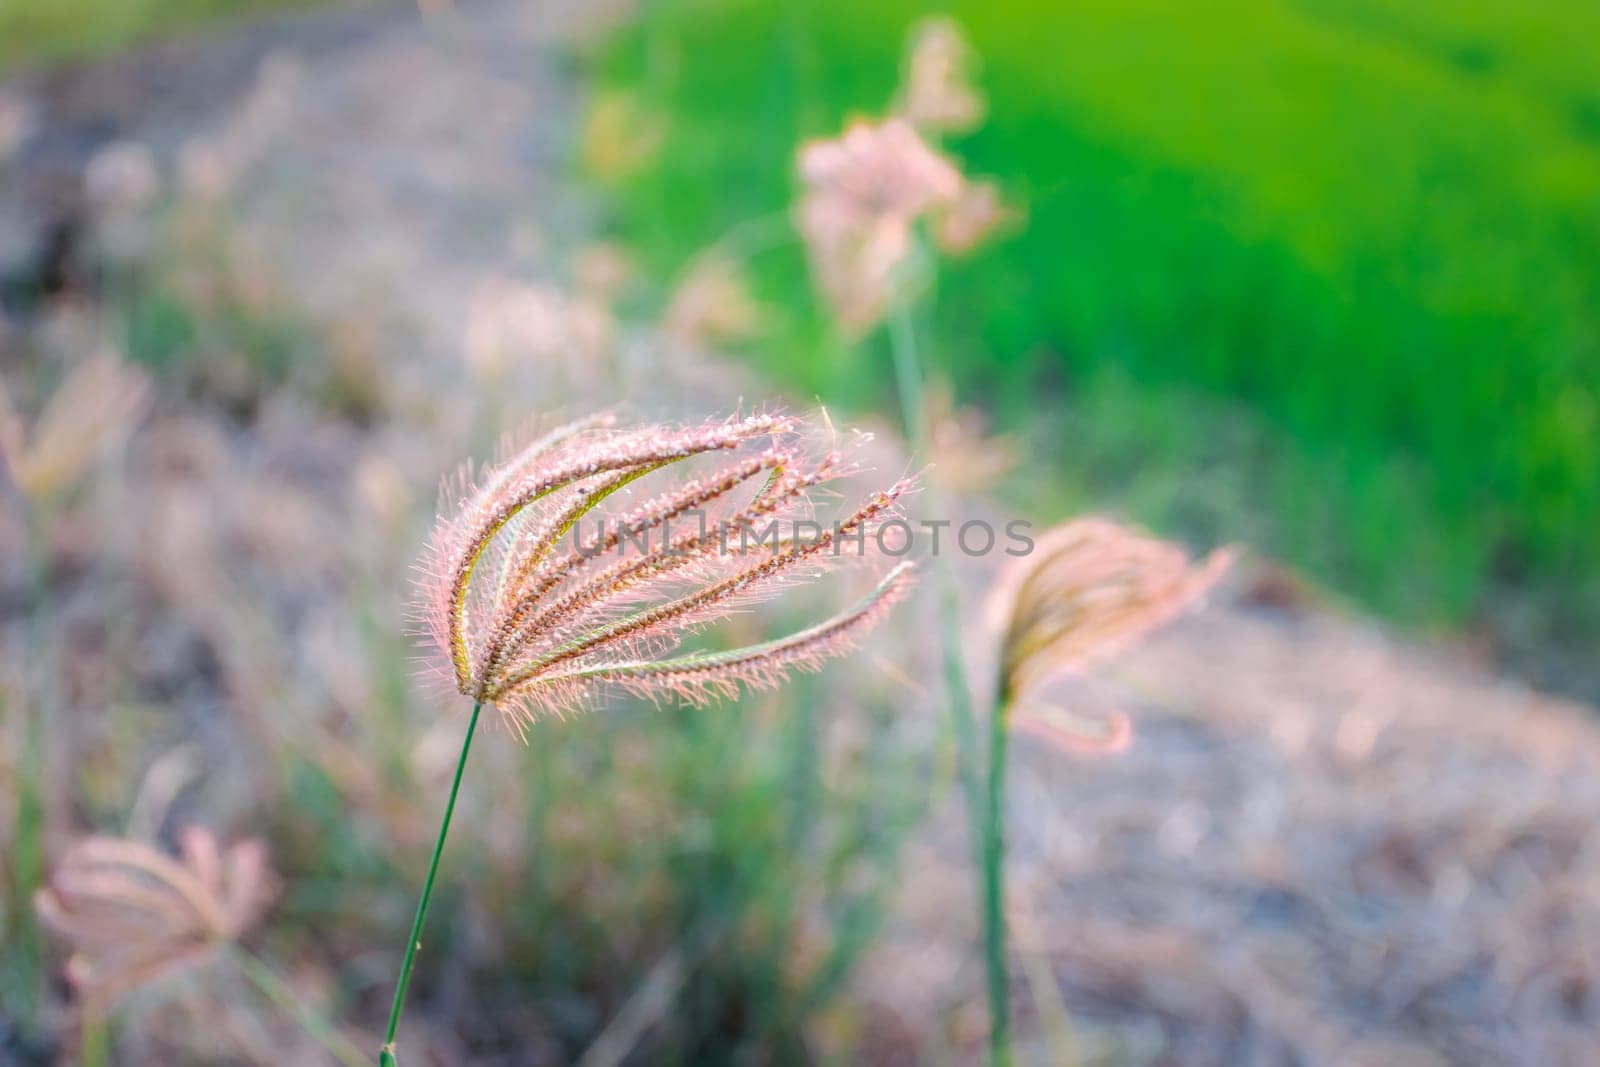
top-left (932, 179), bottom-right (1017, 256)
top-left (417, 410), bottom-right (916, 731)
top-left (987, 516), bottom-right (1233, 747)
top-left (36, 828), bottom-right (275, 1009)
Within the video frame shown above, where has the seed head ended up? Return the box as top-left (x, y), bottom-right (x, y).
top-left (0, 351), bottom-right (150, 506)
top-left (990, 516), bottom-right (1233, 716)
top-left (922, 377), bottom-right (1018, 493)
top-left (417, 410), bottom-right (916, 730)
top-left (795, 118), bottom-right (962, 334)
top-left (897, 17), bottom-right (986, 135)
top-left (36, 828), bottom-right (276, 1009)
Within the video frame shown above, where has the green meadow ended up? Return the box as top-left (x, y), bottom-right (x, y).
top-left (593, 0), bottom-right (1600, 635)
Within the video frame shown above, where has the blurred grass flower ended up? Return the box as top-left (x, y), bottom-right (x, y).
top-left (573, 242), bottom-right (635, 305)
top-left (933, 179), bottom-right (1017, 257)
top-left (991, 517), bottom-right (1234, 709)
top-left (923, 377), bottom-right (1018, 494)
top-left (462, 277), bottom-right (615, 392)
top-left (0, 351), bottom-right (150, 506)
top-left (581, 89), bottom-right (667, 183)
top-left (0, 90), bottom-right (34, 164)
top-left (385, 409), bottom-right (916, 1063)
top-left (796, 118), bottom-right (962, 335)
top-left (976, 517), bottom-right (1231, 1061)
top-left (84, 140), bottom-right (161, 219)
top-left (36, 828), bottom-right (274, 1009)
top-left (793, 18), bottom-right (1012, 334)
top-left (897, 16), bottom-right (985, 136)
top-left (2, 350), bottom-right (149, 1033)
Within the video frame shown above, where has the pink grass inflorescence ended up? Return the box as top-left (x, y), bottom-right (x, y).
top-left (417, 410), bottom-right (917, 732)
top-left (35, 828), bottom-right (275, 1008)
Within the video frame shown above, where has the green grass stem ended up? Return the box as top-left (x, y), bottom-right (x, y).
top-left (379, 700), bottom-right (483, 1066)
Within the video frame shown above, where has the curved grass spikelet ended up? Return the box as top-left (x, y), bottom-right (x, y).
top-left (417, 410), bottom-right (916, 730)
top-left (534, 561), bottom-right (917, 706)
top-left (988, 515), bottom-right (1234, 712)
top-left (35, 828), bottom-right (275, 1009)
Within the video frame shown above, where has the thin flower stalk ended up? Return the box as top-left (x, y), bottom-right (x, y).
top-left (793, 19), bottom-right (1013, 1056)
top-left (980, 517), bottom-right (1232, 1064)
top-left (888, 301), bottom-right (992, 1056)
top-left (791, 21), bottom-right (1028, 1059)
top-left (383, 410), bottom-right (916, 1064)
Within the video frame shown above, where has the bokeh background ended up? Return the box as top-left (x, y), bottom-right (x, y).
top-left (3, 1), bottom-right (1600, 1063)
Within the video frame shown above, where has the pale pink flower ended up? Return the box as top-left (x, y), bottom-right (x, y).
top-left (0, 90), bottom-right (34, 163)
top-left (462, 277), bottom-right (613, 385)
top-left (897, 17), bottom-right (986, 135)
top-left (988, 517), bottom-right (1233, 751)
top-left (36, 828), bottom-right (276, 1008)
top-left (795, 118), bottom-right (963, 334)
top-left (418, 410), bottom-right (916, 731)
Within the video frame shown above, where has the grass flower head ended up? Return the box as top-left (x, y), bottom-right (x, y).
top-left (796, 118), bottom-right (962, 334)
top-left (897, 16), bottom-right (986, 135)
top-left (36, 828), bottom-right (275, 1008)
top-left (989, 517), bottom-right (1233, 748)
top-left (992, 517), bottom-right (1233, 699)
top-left (417, 410), bottom-right (917, 732)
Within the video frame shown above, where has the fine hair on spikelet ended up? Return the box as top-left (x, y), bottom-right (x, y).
top-left (415, 409), bottom-right (917, 733)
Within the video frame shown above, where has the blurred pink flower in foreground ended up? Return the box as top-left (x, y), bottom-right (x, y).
top-left (796, 118), bottom-right (962, 334)
top-left (418, 410), bottom-right (916, 731)
top-left (36, 828), bottom-right (276, 1008)
top-left (988, 517), bottom-right (1234, 752)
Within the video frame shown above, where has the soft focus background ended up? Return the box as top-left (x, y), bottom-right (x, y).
top-left (3, 1), bottom-right (1600, 1063)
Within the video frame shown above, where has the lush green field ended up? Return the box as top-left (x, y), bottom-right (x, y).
top-left (593, 0), bottom-right (1600, 631)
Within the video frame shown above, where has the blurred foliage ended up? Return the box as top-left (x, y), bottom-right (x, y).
top-left (591, 0), bottom-right (1600, 630)
top-left (1, 209), bottom-right (927, 1058)
top-left (0, 0), bottom-right (336, 70)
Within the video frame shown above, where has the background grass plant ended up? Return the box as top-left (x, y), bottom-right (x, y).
top-left (590, 0), bottom-right (1600, 648)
